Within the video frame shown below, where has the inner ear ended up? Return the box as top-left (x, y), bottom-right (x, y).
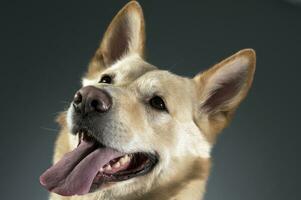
top-left (103, 18), bottom-right (131, 66)
top-left (194, 49), bottom-right (256, 114)
top-left (99, 1), bottom-right (145, 67)
top-left (204, 70), bottom-right (247, 112)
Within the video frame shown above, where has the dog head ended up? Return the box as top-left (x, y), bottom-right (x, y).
top-left (40, 1), bottom-right (255, 199)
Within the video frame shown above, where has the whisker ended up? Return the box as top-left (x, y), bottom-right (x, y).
top-left (40, 126), bottom-right (59, 132)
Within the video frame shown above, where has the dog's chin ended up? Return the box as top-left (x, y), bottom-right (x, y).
top-left (74, 130), bottom-right (158, 194)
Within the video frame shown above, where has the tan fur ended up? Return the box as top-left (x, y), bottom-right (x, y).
top-left (47, 1), bottom-right (255, 200)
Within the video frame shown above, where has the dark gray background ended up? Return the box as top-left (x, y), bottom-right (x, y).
top-left (1, 0), bottom-right (300, 199)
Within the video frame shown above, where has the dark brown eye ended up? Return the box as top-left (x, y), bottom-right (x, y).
top-left (99, 75), bottom-right (112, 84)
top-left (149, 96), bottom-right (167, 111)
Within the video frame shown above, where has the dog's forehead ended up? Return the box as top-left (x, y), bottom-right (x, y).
top-left (105, 54), bottom-right (156, 83)
top-left (134, 70), bottom-right (196, 109)
top-left (109, 55), bottom-right (196, 102)
top-left (135, 70), bottom-right (186, 91)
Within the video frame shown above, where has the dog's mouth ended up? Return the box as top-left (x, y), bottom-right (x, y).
top-left (40, 132), bottom-right (158, 196)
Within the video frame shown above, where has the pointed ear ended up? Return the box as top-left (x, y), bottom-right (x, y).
top-left (193, 49), bottom-right (256, 115)
top-left (95, 1), bottom-right (145, 64)
top-left (87, 1), bottom-right (145, 76)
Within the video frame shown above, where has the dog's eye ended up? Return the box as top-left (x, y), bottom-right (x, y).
top-left (99, 75), bottom-right (112, 84)
top-left (149, 96), bottom-right (167, 111)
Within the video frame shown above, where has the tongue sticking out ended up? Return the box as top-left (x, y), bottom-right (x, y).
top-left (40, 139), bottom-right (124, 196)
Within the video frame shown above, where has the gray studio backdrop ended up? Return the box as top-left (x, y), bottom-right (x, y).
top-left (1, 0), bottom-right (300, 200)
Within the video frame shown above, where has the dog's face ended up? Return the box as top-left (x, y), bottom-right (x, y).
top-left (40, 1), bottom-right (255, 199)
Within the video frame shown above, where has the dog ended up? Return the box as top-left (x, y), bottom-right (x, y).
top-left (40, 1), bottom-right (256, 200)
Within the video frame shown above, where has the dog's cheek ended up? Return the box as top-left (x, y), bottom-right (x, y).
top-left (176, 122), bottom-right (212, 158)
top-left (151, 118), bottom-right (176, 148)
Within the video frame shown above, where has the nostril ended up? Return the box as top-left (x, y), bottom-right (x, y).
top-left (73, 92), bottom-right (82, 105)
top-left (90, 98), bottom-right (110, 112)
top-left (90, 100), bottom-right (99, 109)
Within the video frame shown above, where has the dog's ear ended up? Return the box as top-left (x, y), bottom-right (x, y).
top-left (193, 49), bottom-right (256, 116)
top-left (87, 1), bottom-right (145, 75)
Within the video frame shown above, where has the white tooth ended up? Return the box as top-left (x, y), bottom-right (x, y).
top-left (120, 156), bottom-right (129, 165)
top-left (99, 167), bottom-right (104, 172)
top-left (113, 162), bottom-right (120, 168)
top-left (104, 165), bottom-right (112, 171)
top-left (119, 157), bottom-right (126, 165)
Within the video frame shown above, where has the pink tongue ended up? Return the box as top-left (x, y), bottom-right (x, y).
top-left (40, 139), bottom-right (123, 196)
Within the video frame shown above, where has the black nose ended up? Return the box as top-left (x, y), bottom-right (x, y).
top-left (73, 86), bottom-right (112, 114)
